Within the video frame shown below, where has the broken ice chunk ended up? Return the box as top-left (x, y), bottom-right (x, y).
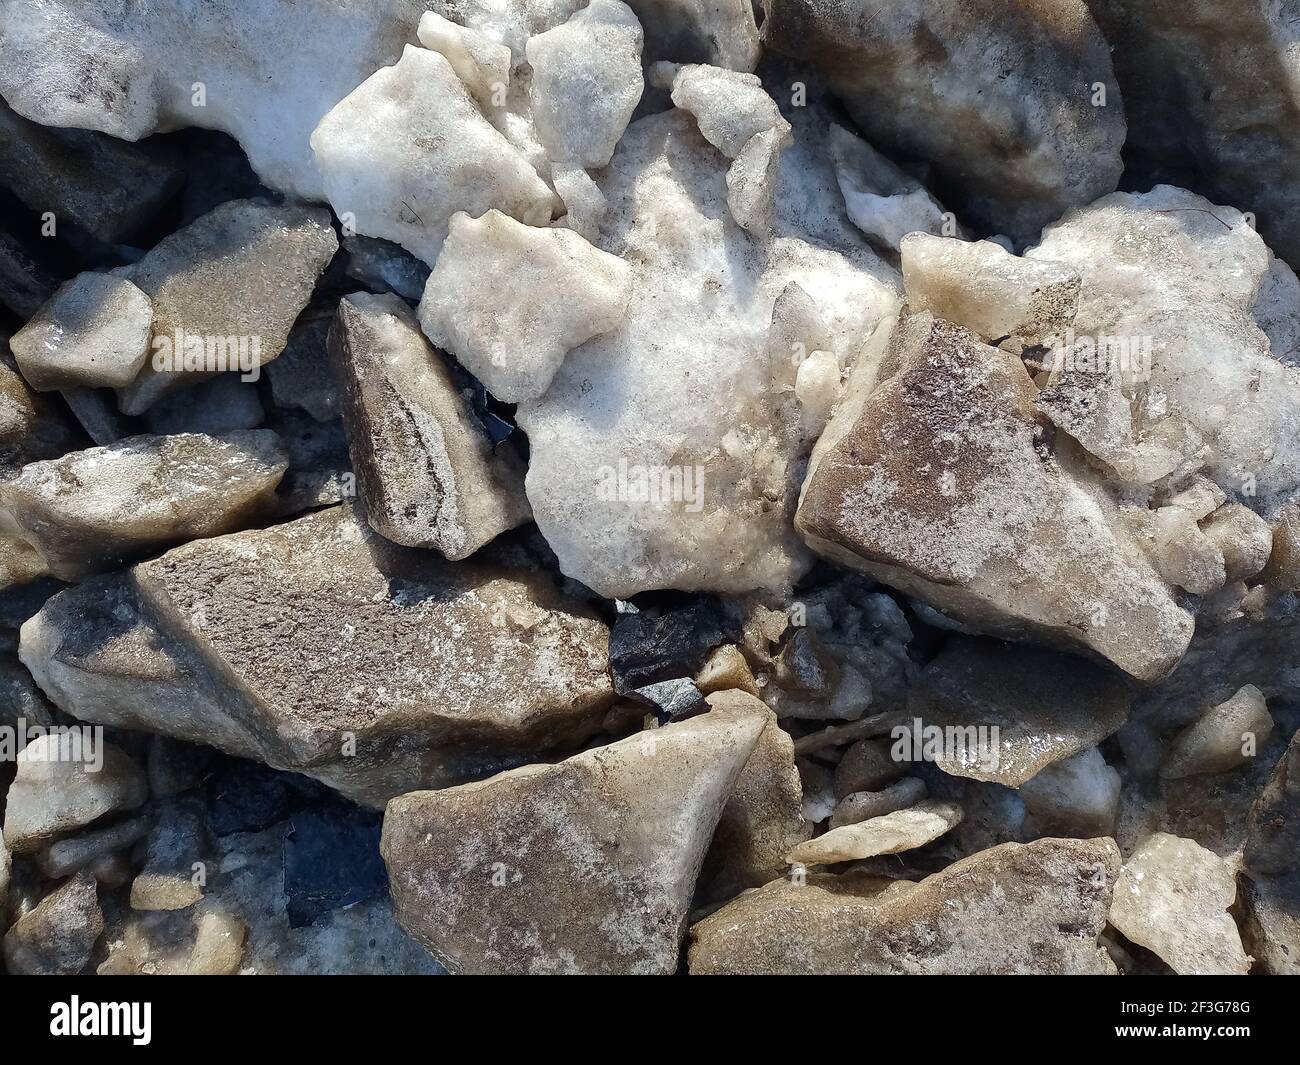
top-left (552, 167), bottom-right (608, 243)
top-left (830, 778), bottom-right (928, 829)
top-left (660, 62), bottom-right (792, 235)
top-left (382, 702), bottom-right (765, 974)
top-left (726, 126), bottom-right (784, 237)
top-left (1033, 361), bottom-right (1136, 476)
top-left (785, 799), bottom-right (962, 865)
top-left (0, 430), bottom-right (287, 580)
top-left (1263, 502), bottom-right (1300, 591)
top-left (761, 0), bottom-right (1124, 244)
top-left (417, 210), bottom-right (633, 403)
top-left (115, 198), bottom-right (338, 415)
top-left (1110, 832), bottom-right (1251, 975)
top-left (1029, 187), bottom-right (1300, 508)
top-left (518, 106), bottom-right (898, 599)
top-left (829, 123), bottom-right (952, 250)
top-left (906, 636), bottom-right (1132, 787)
top-left (329, 292), bottom-right (530, 558)
top-left (1201, 503), bottom-right (1273, 582)
top-left (1128, 503), bottom-right (1227, 597)
top-left (1032, 361), bottom-right (1211, 490)
top-left (2, 873), bottom-right (103, 975)
top-left (0, 95), bottom-right (183, 243)
top-left (3, 737), bottom-right (147, 853)
top-left (10, 273), bottom-right (153, 391)
top-left (692, 838), bottom-right (1120, 975)
top-left (310, 46), bottom-right (554, 264)
top-left (526, 0), bottom-right (644, 168)
top-left (663, 63), bottom-right (790, 159)
top-left (794, 348), bottom-right (842, 438)
top-left (416, 11), bottom-right (512, 111)
top-left (1018, 747), bottom-right (1121, 838)
top-left (698, 691), bottom-right (809, 902)
top-left (18, 506), bottom-right (616, 807)
top-left (1161, 685), bottom-right (1274, 780)
top-left (796, 310), bottom-right (1194, 682)
top-left (902, 233), bottom-right (1080, 345)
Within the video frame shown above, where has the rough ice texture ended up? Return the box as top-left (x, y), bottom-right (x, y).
top-left (418, 211), bottom-right (634, 403)
top-left (3, 872), bottom-right (103, 975)
top-left (311, 45), bottom-right (555, 266)
top-left (1019, 748), bottom-right (1121, 839)
top-left (827, 123), bottom-right (950, 251)
top-left (553, 167), bottom-right (608, 243)
top-left (758, 576), bottom-right (917, 721)
top-left (416, 12), bottom-right (512, 111)
top-left (1033, 361), bottom-right (1183, 488)
top-left (1089, 0), bottom-right (1300, 269)
top-left (10, 273), bottom-right (153, 392)
top-left (831, 778), bottom-right (928, 829)
top-left (697, 690), bottom-right (809, 902)
top-left (689, 837), bottom-right (1120, 974)
top-left (0, 431), bottom-right (287, 581)
top-left (901, 234), bottom-right (1080, 344)
top-left (906, 637), bottom-right (1132, 787)
top-left (1245, 726), bottom-right (1300, 877)
top-left (0, 532), bottom-right (48, 595)
top-left (0, 0), bottom-right (462, 201)
top-left (1204, 505), bottom-right (1273, 583)
top-left (115, 198), bottom-right (338, 414)
top-left (1028, 186), bottom-right (1300, 512)
top-left (760, 0), bottom-right (1126, 243)
top-left (0, 337), bottom-right (86, 472)
top-left (419, 0), bottom-right (757, 69)
top-left (3, 737), bottom-right (147, 853)
top-left (665, 64), bottom-right (790, 159)
top-left (662, 63), bottom-right (793, 235)
top-left (330, 292), bottom-right (530, 558)
top-left (1110, 832), bottom-right (1251, 976)
top-left (1240, 872), bottom-right (1300, 976)
top-left (724, 126), bottom-right (785, 237)
top-left (18, 505), bottom-right (614, 807)
top-left (382, 702), bottom-right (765, 974)
top-left (1161, 684), bottom-right (1274, 780)
top-left (517, 105), bottom-right (899, 599)
top-left (787, 799), bottom-right (962, 865)
top-left (526, 0), bottom-right (644, 168)
top-left (423, 0), bottom-right (587, 62)
top-left (796, 310), bottom-right (1193, 682)
top-left (1114, 610), bottom-right (1300, 858)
